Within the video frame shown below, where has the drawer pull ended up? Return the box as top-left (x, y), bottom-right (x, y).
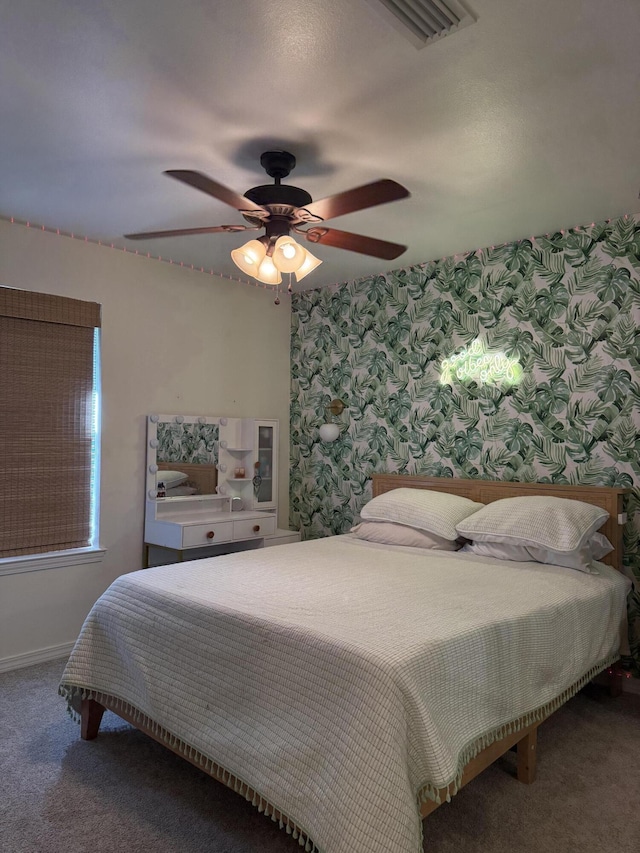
top-left (206, 530), bottom-right (215, 539)
top-left (253, 524), bottom-right (261, 533)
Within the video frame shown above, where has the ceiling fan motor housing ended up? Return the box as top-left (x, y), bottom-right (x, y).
top-left (244, 183), bottom-right (312, 209)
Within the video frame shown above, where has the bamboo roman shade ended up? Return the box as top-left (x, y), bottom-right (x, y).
top-left (0, 287), bottom-right (101, 558)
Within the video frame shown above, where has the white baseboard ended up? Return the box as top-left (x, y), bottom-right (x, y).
top-left (0, 642), bottom-right (74, 674)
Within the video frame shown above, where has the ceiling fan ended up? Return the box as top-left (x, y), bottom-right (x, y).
top-left (124, 150), bottom-right (410, 285)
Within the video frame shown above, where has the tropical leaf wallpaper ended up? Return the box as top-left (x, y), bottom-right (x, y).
top-left (157, 422), bottom-right (219, 464)
top-left (290, 214), bottom-right (640, 674)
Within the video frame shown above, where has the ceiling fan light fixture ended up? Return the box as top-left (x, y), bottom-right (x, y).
top-left (294, 248), bottom-right (323, 282)
top-left (230, 239), bottom-right (267, 274)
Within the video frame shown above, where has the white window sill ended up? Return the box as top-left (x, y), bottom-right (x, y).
top-left (0, 547), bottom-right (106, 577)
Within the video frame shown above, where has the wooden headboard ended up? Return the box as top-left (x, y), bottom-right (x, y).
top-left (157, 461), bottom-right (217, 495)
top-left (372, 474), bottom-right (629, 572)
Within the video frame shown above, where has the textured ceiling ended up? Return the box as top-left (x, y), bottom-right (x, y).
top-left (1, 0), bottom-right (639, 290)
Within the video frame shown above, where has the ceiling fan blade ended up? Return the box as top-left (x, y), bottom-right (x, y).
top-left (124, 225), bottom-right (255, 240)
top-left (164, 170), bottom-right (267, 213)
top-left (298, 226), bottom-right (407, 260)
top-left (299, 179), bottom-right (410, 222)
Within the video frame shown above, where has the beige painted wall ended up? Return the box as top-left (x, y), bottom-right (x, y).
top-left (0, 220), bottom-right (291, 667)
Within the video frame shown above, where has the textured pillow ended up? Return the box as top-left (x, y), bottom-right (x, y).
top-left (350, 521), bottom-right (460, 550)
top-left (157, 470), bottom-right (188, 488)
top-left (360, 488), bottom-right (484, 541)
top-left (456, 496), bottom-right (608, 553)
top-left (461, 540), bottom-right (600, 574)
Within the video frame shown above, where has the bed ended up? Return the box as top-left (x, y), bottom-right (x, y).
top-left (60, 475), bottom-right (631, 853)
top-left (156, 460), bottom-right (217, 495)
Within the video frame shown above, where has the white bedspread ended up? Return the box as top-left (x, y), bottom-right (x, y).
top-left (60, 536), bottom-right (630, 853)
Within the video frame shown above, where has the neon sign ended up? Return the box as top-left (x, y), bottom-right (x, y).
top-left (440, 339), bottom-right (523, 386)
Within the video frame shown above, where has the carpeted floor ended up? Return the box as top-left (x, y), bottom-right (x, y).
top-left (1, 659), bottom-right (639, 853)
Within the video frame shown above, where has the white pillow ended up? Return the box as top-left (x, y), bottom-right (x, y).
top-left (590, 532), bottom-right (614, 560)
top-left (157, 470), bottom-right (188, 488)
top-left (461, 540), bottom-right (600, 574)
top-left (350, 521), bottom-right (460, 550)
top-left (456, 496), bottom-right (608, 553)
top-left (360, 488), bottom-right (484, 541)
top-left (165, 485), bottom-right (197, 496)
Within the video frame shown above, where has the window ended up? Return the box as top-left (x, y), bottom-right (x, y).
top-left (0, 287), bottom-right (102, 566)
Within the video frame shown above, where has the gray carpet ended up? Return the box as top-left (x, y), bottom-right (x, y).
top-left (1, 659), bottom-right (639, 853)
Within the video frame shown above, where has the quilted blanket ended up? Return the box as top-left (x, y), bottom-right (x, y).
top-left (60, 536), bottom-right (630, 853)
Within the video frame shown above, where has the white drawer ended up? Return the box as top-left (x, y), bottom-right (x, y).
top-left (233, 516), bottom-right (276, 540)
top-left (182, 521), bottom-right (233, 548)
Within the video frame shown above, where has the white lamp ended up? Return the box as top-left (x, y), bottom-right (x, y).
top-left (318, 398), bottom-right (346, 443)
top-left (319, 422), bottom-right (340, 442)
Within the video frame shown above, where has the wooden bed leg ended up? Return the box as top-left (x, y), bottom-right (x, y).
top-left (516, 727), bottom-right (537, 784)
top-left (81, 698), bottom-right (106, 740)
top-left (607, 663), bottom-right (624, 697)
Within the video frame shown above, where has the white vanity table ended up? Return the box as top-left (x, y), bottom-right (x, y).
top-left (144, 413), bottom-right (298, 567)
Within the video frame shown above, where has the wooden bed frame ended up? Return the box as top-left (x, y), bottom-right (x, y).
top-left (80, 475), bottom-right (630, 836)
top-left (371, 474), bottom-right (629, 817)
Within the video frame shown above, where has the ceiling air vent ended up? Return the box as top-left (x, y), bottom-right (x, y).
top-left (366, 0), bottom-right (477, 48)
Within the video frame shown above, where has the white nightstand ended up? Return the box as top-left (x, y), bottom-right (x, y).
top-left (264, 528), bottom-right (302, 547)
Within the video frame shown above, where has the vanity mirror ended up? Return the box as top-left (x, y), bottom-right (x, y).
top-left (151, 415), bottom-right (219, 499)
top-left (144, 413), bottom-right (285, 567)
top-left (146, 414), bottom-right (278, 507)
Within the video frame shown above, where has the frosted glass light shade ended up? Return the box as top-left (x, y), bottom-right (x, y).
top-left (232, 236), bottom-right (321, 284)
top-left (319, 422), bottom-right (340, 442)
top-left (273, 236), bottom-right (307, 273)
top-left (230, 239), bottom-right (267, 275)
top-left (295, 248), bottom-right (323, 282)
top-left (255, 255), bottom-right (282, 285)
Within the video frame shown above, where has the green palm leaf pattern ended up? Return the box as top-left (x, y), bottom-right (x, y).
top-left (157, 423), bottom-right (219, 464)
top-left (603, 314), bottom-right (640, 365)
top-left (291, 214), bottom-right (640, 675)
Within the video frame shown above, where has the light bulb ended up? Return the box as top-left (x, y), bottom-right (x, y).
top-left (255, 255), bottom-right (282, 285)
top-left (272, 235), bottom-right (307, 274)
